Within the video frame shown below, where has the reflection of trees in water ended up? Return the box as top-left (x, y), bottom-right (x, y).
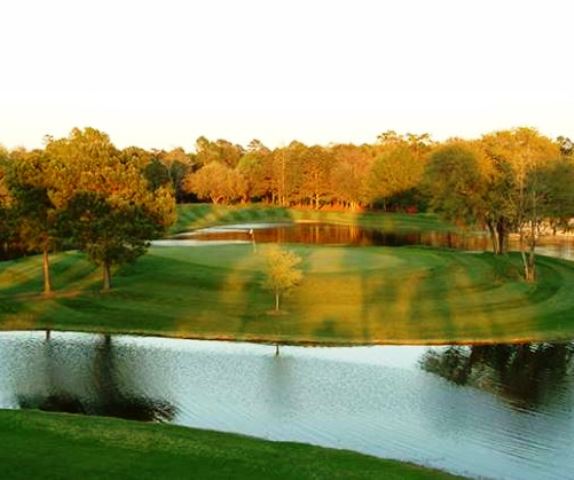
top-left (192, 224), bottom-right (487, 249)
top-left (420, 343), bottom-right (574, 408)
top-left (18, 332), bottom-right (175, 422)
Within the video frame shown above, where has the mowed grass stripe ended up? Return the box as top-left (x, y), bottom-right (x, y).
top-left (1, 244), bottom-right (574, 344)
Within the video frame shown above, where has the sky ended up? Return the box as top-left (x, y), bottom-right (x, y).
top-left (1, 0), bottom-right (573, 151)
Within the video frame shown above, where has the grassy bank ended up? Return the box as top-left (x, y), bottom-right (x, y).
top-left (171, 203), bottom-right (457, 234)
top-left (1, 244), bottom-right (574, 344)
top-left (0, 409), bottom-right (464, 480)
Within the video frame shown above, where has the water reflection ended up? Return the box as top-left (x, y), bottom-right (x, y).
top-left (165, 223), bottom-right (574, 261)
top-left (419, 343), bottom-right (574, 409)
top-left (176, 223), bottom-right (487, 250)
top-left (1, 332), bottom-right (574, 480)
top-left (15, 332), bottom-right (175, 422)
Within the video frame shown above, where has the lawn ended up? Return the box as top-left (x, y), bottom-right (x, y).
top-left (0, 409), bottom-right (464, 480)
top-left (1, 243), bottom-right (573, 344)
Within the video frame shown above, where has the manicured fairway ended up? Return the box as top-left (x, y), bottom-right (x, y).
top-left (0, 409), bottom-right (464, 480)
top-left (1, 243), bottom-right (573, 344)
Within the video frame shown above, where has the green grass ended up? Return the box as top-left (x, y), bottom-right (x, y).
top-left (171, 203), bottom-right (457, 234)
top-left (0, 409), bottom-right (464, 480)
top-left (1, 243), bottom-right (574, 344)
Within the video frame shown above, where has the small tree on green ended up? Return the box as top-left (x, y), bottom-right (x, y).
top-left (262, 246), bottom-right (303, 355)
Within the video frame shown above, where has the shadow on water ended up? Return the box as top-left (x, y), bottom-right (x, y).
top-left (17, 331), bottom-right (176, 422)
top-left (419, 342), bottom-right (574, 409)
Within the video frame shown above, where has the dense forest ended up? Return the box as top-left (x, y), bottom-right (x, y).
top-left (1, 126), bottom-right (574, 287)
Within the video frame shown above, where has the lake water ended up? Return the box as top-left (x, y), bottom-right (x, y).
top-left (1, 331), bottom-right (573, 480)
top-left (155, 222), bottom-right (574, 261)
top-left (4, 222), bottom-right (574, 478)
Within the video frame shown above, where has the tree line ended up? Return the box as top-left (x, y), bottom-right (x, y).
top-left (1, 126), bottom-right (573, 289)
top-left (179, 128), bottom-right (574, 282)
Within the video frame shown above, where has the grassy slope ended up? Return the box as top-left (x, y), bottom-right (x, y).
top-left (0, 410), bottom-right (464, 480)
top-left (1, 243), bottom-right (574, 344)
top-left (171, 203), bottom-right (456, 233)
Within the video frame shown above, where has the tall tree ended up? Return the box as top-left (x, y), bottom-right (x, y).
top-left (299, 146), bottom-right (333, 209)
top-left (0, 147), bottom-right (16, 260)
top-left (369, 132), bottom-right (432, 210)
top-left (46, 128), bottom-right (176, 290)
top-left (182, 161), bottom-right (247, 204)
top-left (330, 144), bottom-right (373, 210)
top-left (481, 128), bottom-right (559, 281)
top-left (195, 137), bottom-right (244, 169)
top-left (7, 149), bottom-right (61, 294)
top-left (422, 143), bottom-right (486, 227)
top-left (62, 192), bottom-right (167, 290)
top-left (237, 139), bottom-right (272, 201)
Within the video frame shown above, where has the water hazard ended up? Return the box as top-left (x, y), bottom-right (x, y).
top-left (1, 331), bottom-right (573, 480)
top-left (155, 222), bottom-right (574, 261)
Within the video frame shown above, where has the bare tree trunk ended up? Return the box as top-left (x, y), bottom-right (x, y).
top-left (102, 261), bottom-right (112, 291)
top-left (42, 247), bottom-right (52, 295)
top-left (496, 220), bottom-right (506, 254)
top-left (526, 217), bottom-right (537, 282)
top-left (487, 222), bottom-right (498, 254)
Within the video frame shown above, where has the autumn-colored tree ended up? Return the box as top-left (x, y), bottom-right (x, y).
top-left (330, 144), bottom-right (373, 210)
top-left (154, 147), bottom-right (196, 201)
top-left (262, 245), bottom-right (303, 355)
top-left (182, 161), bottom-right (247, 204)
top-left (237, 139), bottom-right (273, 201)
top-left (46, 128), bottom-right (176, 290)
top-left (269, 144), bottom-right (301, 206)
top-left (299, 145), bottom-right (333, 209)
top-left (195, 136), bottom-right (244, 169)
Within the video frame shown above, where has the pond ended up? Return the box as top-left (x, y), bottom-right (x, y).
top-left (1, 331), bottom-right (573, 480)
top-left (155, 223), bottom-right (574, 261)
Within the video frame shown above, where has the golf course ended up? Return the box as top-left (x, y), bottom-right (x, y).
top-left (2, 205), bottom-right (574, 480)
top-left (1, 205), bottom-right (573, 344)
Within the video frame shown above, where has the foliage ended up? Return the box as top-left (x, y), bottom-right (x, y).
top-left (262, 245), bottom-right (303, 312)
top-left (195, 136), bottom-right (244, 168)
top-left (44, 128), bottom-right (176, 290)
top-left (182, 161), bottom-right (246, 204)
top-left (422, 144), bottom-right (485, 226)
top-left (6, 148), bottom-right (61, 293)
top-left (61, 192), bottom-right (166, 289)
top-left (369, 132), bottom-right (432, 210)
